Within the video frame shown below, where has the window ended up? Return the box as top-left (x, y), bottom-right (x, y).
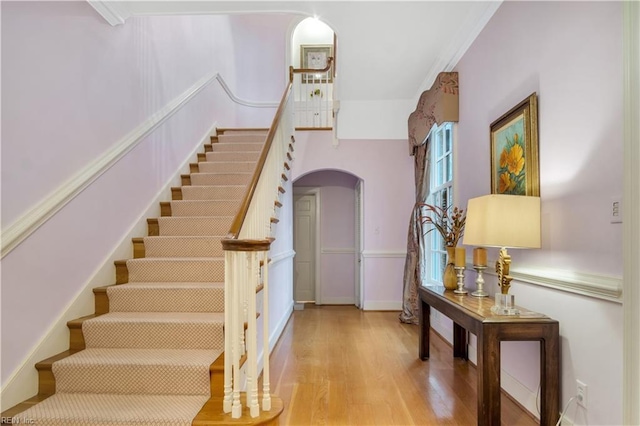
top-left (424, 122), bottom-right (454, 285)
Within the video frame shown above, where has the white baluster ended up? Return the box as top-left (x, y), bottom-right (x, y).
top-left (231, 252), bottom-right (242, 418)
top-left (262, 250), bottom-right (272, 411)
top-left (240, 254), bottom-right (246, 356)
top-left (223, 251), bottom-right (233, 413)
top-left (248, 252), bottom-right (259, 417)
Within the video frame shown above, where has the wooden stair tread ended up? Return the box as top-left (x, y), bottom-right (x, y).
top-left (67, 314), bottom-right (99, 328)
top-left (216, 127), bottom-right (269, 135)
top-left (35, 349), bottom-right (80, 370)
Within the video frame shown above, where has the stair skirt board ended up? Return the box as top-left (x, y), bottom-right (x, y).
top-left (5, 131), bottom-right (282, 425)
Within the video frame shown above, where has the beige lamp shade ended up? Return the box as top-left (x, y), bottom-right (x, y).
top-left (463, 194), bottom-right (541, 249)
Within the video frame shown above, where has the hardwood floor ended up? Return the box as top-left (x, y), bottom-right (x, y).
top-left (267, 305), bottom-right (538, 426)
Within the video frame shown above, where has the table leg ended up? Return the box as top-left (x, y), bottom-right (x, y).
top-left (453, 323), bottom-right (467, 359)
top-left (476, 324), bottom-right (501, 426)
top-left (540, 323), bottom-right (561, 426)
top-left (419, 297), bottom-right (430, 360)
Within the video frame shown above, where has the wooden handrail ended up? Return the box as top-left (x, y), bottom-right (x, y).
top-left (225, 81), bottom-right (293, 239)
top-left (221, 238), bottom-right (274, 252)
top-left (289, 57), bottom-right (334, 83)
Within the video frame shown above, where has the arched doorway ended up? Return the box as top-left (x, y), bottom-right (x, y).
top-left (292, 170), bottom-right (362, 308)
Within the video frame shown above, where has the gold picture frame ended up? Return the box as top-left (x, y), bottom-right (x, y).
top-left (490, 93), bottom-right (539, 196)
top-left (300, 44), bottom-right (333, 83)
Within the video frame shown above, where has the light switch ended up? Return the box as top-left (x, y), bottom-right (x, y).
top-left (611, 197), bottom-right (623, 223)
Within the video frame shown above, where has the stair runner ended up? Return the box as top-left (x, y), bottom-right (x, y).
top-left (12, 131), bottom-right (267, 425)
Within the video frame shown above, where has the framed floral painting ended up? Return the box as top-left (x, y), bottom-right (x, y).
top-left (490, 93), bottom-right (539, 196)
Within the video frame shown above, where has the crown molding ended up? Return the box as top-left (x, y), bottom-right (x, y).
top-left (87, 1), bottom-right (130, 26)
top-left (414, 1), bottom-right (502, 105)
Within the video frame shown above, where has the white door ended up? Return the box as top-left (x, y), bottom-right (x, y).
top-left (293, 194), bottom-right (316, 302)
top-left (355, 180), bottom-right (364, 308)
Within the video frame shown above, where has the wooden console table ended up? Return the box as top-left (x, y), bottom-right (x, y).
top-left (418, 285), bottom-right (560, 426)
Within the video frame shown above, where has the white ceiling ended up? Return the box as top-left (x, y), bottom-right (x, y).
top-left (102, 1), bottom-right (501, 103)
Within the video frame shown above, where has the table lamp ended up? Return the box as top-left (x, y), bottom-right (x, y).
top-left (463, 194), bottom-right (541, 315)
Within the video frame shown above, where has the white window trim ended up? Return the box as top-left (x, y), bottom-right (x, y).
top-left (424, 122), bottom-right (455, 287)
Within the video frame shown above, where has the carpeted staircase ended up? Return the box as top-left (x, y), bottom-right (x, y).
top-left (3, 129), bottom-right (283, 425)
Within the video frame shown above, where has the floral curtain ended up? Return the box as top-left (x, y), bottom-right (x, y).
top-left (400, 72), bottom-right (459, 324)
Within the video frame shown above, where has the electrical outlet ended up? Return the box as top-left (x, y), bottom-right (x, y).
top-left (576, 380), bottom-right (588, 408)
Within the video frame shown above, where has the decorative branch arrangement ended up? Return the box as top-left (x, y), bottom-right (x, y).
top-left (420, 204), bottom-right (466, 247)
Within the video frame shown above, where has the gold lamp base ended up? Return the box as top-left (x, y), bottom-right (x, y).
top-left (496, 247), bottom-right (513, 294)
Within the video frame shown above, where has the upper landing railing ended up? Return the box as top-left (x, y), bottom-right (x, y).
top-left (290, 57), bottom-right (334, 130)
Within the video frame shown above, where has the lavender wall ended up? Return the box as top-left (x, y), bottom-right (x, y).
top-left (1, 2), bottom-right (295, 408)
top-left (291, 132), bottom-right (414, 309)
top-left (2, 3), bottom-right (227, 225)
top-left (294, 170), bottom-right (358, 304)
top-left (226, 14), bottom-right (292, 126)
top-left (454, 2), bottom-right (623, 424)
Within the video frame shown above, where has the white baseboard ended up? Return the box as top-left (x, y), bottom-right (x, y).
top-left (0, 121), bottom-right (217, 411)
top-left (269, 301), bottom-right (294, 353)
top-left (257, 300), bottom-right (294, 374)
top-left (361, 250), bottom-right (406, 258)
top-left (362, 300), bottom-right (402, 311)
top-left (500, 368), bottom-right (540, 421)
top-left (320, 297), bottom-right (356, 305)
top-left (270, 249), bottom-right (295, 265)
